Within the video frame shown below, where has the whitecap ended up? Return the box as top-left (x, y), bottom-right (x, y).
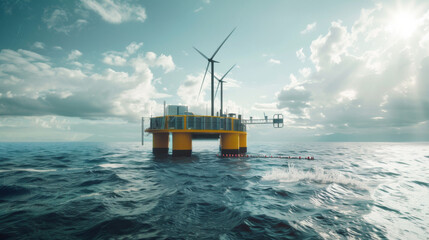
top-left (114, 187), bottom-right (139, 193)
top-left (263, 163), bottom-right (367, 190)
top-left (99, 163), bottom-right (126, 169)
top-left (79, 193), bottom-right (101, 198)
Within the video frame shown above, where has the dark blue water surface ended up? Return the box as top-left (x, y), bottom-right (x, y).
top-left (0, 142), bottom-right (428, 239)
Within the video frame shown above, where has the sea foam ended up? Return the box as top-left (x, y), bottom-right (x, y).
top-left (263, 164), bottom-right (367, 190)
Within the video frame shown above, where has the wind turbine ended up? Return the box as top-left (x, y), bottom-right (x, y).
top-left (214, 64), bottom-right (236, 116)
top-left (194, 27), bottom-right (236, 116)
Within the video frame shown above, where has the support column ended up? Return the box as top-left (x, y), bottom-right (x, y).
top-left (239, 133), bottom-right (247, 153)
top-left (220, 133), bottom-right (239, 155)
top-left (153, 133), bottom-right (169, 155)
top-left (173, 133), bottom-right (192, 157)
top-left (211, 62), bottom-right (215, 116)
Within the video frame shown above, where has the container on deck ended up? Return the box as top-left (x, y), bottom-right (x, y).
top-left (167, 105), bottom-right (188, 115)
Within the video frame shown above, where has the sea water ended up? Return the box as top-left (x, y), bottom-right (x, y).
top-left (0, 142), bottom-right (428, 239)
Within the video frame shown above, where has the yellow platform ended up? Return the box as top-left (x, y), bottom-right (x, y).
top-left (146, 115), bottom-right (247, 156)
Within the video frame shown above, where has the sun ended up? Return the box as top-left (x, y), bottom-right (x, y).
top-left (385, 1), bottom-right (425, 40)
top-left (388, 11), bottom-right (418, 39)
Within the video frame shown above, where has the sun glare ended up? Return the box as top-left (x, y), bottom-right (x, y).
top-left (387, 9), bottom-right (419, 39)
top-left (392, 12), bottom-right (417, 38)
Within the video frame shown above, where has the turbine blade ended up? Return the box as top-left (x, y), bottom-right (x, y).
top-left (193, 47), bottom-right (209, 60)
top-left (215, 81), bottom-right (221, 99)
top-left (209, 71), bottom-right (221, 81)
top-left (197, 61), bottom-right (210, 100)
top-left (220, 64), bottom-right (236, 81)
top-left (211, 27), bottom-right (237, 59)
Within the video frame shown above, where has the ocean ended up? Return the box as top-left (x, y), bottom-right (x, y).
top-left (0, 141), bottom-right (428, 239)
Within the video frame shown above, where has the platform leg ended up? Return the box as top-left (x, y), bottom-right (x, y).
top-left (153, 133), bottom-right (169, 155)
top-left (173, 133), bottom-right (192, 157)
top-left (239, 133), bottom-right (247, 154)
top-left (220, 133), bottom-right (240, 155)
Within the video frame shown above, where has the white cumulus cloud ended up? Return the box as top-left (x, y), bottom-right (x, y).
top-left (310, 21), bottom-right (351, 71)
top-left (82, 0), bottom-right (147, 24)
top-left (67, 50), bottom-right (82, 61)
top-left (268, 58), bottom-right (281, 64)
top-left (276, 4), bottom-right (429, 138)
top-left (301, 22), bottom-right (317, 34)
top-left (0, 44), bottom-right (175, 121)
top-left (43, 8), bottom-right (88, 33)
top-left (33, 42), bottom-right (45, 49)
top-left (296, 48), bottom-right (306, 62)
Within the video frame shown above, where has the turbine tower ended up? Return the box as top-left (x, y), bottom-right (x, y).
top-left (194, 27), bottom-right (236, 116)
top-left (214, 64), bottom-right (236, 116)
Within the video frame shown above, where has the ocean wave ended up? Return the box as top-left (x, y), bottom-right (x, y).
top-left (231, 214), bottom-right (306, 239)
top-left (262, 164), bottom-right (367, 190)
top-left (0, 185), bottom-right (31, 198)
top-left (99, 163), bottom-right (126, 168)
top-left (0, 142), bottom-right (427, 239)
top-left (77, 217), bottom-right (155, 239)
top-left (0, 168), bottom-right (56, 173)
top-left (79, 192), bottom-right (101, 198)
top-left (79, 179), bottom-right (104, 187)
top-left (412, 180), bottom-right (429, 188)
top-left (16, 176), bottom-right (44, 183)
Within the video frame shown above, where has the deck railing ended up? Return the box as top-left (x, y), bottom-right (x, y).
top-left (149, 115), bottom-right (246, 132)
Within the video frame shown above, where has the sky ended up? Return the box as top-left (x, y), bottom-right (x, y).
top-left (0, 0), bottom-right (428, 142)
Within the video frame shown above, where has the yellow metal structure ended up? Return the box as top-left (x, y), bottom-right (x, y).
top-left (220, 133), bottom-right (240, 155)
top-left (239, 133), bottom-right (247, 154)
top-left (146, 115), bottom-right (246, 156)
top-left (172, 133), bottom-right (192, 157)
top-left (152, 133), bottom-right (169, 155)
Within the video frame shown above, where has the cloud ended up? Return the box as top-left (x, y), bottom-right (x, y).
top-left (53, 46), bottom-right (63, 50)
top-left (310, 20), bottom-right (351, 71)
top-left (0, 116), bottom-right (143, 142)
top-left (103, 54), bottom-right (126, 66)
top-left (43, 8), bottom-right (88, 33)
top-left (151, 54), bottom-right (175, 73)
top-left (102, 42), bottom-right (175, 73)
top-left (268, 58), bottom-right (281, 64)
top-left (176, 71), bottom-right (240, 115)
top-left (34, 116), bottom-right (71, 130)
top-left (276, 74), bottom-right (311, 116)
top-left (337, 90), bottom-right (357, 103)
top-left (276, 4), bottom-right (429, 138)
top-left (296, 48), bottom-right (305, 62)
top-left (299, 67), bottom-right (311, 78)
top-left (67, 50), bottom-right (82, 60)
top-left (130, 52), bottom-right (176, 74)
top-left (82, 0), bottom-right (147, 24)
top-left (33, 42), bottom-right (45, 49)
top-left (14, 49), bottom-right (49, 61)
top-left (0, 45), bottom-right (175, 122)
top-left (252, 102), bottom-right (278, 111)
top-left (125, 42), bottom-right (143, 55)
top-left (301, 22), bottom-right (317, 34)
top-left (177, 73), bottom-right (206, 108)
top-left (194, 7), bottom-right (203, 13)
